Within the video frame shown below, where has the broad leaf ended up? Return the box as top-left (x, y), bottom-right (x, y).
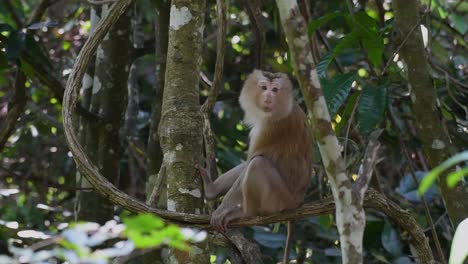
top-left (396, 171), bottom-right (438, 203)
top-left (328, 31), bottom-right (359, 68)
top-left (316, 52), bottom-right (331, 78)
top-left (357, 84), bottom-right (387, 135)
top-left (418, 151), bottom-right (468, 195)
top-left (308, 12), bottom-right (345, 35)
top-left (354, 12), bottom-right (384, 68)
top-left (381, 220), bottom-right (402, 256)
top-left (321, 72), bottom-right (355, 117)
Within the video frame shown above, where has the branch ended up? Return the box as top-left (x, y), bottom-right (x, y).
top-left (88, 0), bottom-right (116, 5)
top-left (4, 0), bottom-right (23, 28)
top-left (26, 0), bottom-right (59, 26)
top-left (355, 129), bottom-right (382, 198)
top-left (244, 0), bottom-right (265, 69)
top-left (0, 66), bottom-right (26, 151)
top-left (199, 0), bottom-right (228, 182)
top-left (201, 0), bottom-right (227, 113)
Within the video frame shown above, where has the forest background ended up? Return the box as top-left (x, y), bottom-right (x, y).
top-left (0, 0), bottom-right (467, 263)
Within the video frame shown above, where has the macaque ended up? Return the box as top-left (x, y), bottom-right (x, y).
top-left (199, 70), bottom-right (315, 234)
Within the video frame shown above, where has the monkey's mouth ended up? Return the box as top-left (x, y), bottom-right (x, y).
top-left (263, 106), bottom-right (273, 113)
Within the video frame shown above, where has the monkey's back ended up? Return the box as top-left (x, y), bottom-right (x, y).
top-left (248, 103), bottom-right (314, 206)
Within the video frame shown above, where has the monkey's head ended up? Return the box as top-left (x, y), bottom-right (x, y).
top-left (239, 70), bottom-right (294, 126)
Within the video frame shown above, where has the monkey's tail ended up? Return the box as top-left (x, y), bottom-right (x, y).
top-left (283, 221), bottom-right (293, 264)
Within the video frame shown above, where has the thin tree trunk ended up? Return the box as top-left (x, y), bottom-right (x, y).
top-left (157, 0), bottom-right (209, 262)
top-left (275, 1), bottom-right (368, 263)
top-left (393, 0), bottom-right (468, 227)
top-left (78, 4), bottom-right (132, 223)
top-left (146, 0), bottom-right (170, 208)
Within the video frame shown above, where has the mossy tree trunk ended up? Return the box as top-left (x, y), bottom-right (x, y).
top-left (393, 0), bottom-right (468, 227)
top-left (156, 0), bottom-right (209, 263)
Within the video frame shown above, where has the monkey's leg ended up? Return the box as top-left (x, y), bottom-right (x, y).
top-left (202, 162), bottom-right (247, 200)
top-left (241, 156), bottom-right (296, 215)
top-left (211, 175), bottom-right (246, 232)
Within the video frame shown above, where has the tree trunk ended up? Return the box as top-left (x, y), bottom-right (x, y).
top-left (157, 0), bottom-right (209, 263)
top-left (146, 0), bottom-right (170, 208)
top-left (275, 1), bottom-right (367, 263)
top-left (78, 4), bottom-right (132, 223)
top-left (393, 0), bottom-right (468, 227)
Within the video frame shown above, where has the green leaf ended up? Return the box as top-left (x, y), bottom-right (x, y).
top-left (449, 14), bottom-right (468, 35)
top-left (123, 214), bottom-right (188, 250)
top-left (321, 72), bottom-right (355, 117)
top-left (447, 168), bottom-right (468, 188)
top-left (357, 84), bottom-right (387, 135)
top-left (123, 214), bottom-right (164, 231)
top-left (328, 31), bottom-right (359, 68)
top-left (316, 53), bottom-right (331, 78)
top-left (354, 12), bottom-right (383, 68)
top-left (308, 12), bottom-right (345, 35)
top-left (381, 220), bottom-right (402, 256)
top-left (418, 151), bottom-right (468, 195)
top-left (335, 92), bottom-right (360, 134)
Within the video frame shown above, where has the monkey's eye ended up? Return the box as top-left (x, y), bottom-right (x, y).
top-left (260, 85), bottom-right (267, 91)
top-left (272, 87), bottom-right (279, 93)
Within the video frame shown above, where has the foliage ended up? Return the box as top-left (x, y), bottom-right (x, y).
top-left (0, 214), bottom-right (204, 264)
top-left (418, 151), bottom-right (468, 195)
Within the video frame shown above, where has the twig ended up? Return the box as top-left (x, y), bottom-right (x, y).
top-left (244, 0), bottom-right (265, 69)
top-left (343, 94), bottom-right (360, 165)
top-left (401, 147), bottom-right (447, 264)
top-left (26, 0), bottom-right (59, 26)
top-left (4, 0), bottom-right (23, 28)
top-left (200, 0), bottom-right (228, 184)
top-left (355, 129), bottom-right (382, 198)
top-left (430, 61), bottom-right (468, 91)
top-left (26, 102), bottom-right (63, 129)
top-left (446, 72), bottom-right (468, 121)
top-left (0, 65), bottom-right (26, 151)
top-left (88, 0), bottom-right (116, 5)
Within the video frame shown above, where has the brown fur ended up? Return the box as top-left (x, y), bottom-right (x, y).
top-left (248, 103), bottom-right (314, 205)
top-left (199, 70), bottom-right (314, 235)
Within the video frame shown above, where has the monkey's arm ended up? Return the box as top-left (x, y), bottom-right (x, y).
top-left (200, 162), bottom-right (247, 200)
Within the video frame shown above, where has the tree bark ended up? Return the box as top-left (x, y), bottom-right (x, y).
top-left (393, 0), bottom-right (468, 227)
top-left (146, 0), bottom-right (170, 208)
top-left (275, 1), bottom-right (374, 263)
top-left (157, 0), bottom-right (209, 263)
top-left (78, 4), bottom-right (132, 223)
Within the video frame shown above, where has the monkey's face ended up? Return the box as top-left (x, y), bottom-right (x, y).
top-left (239, 70), bottom-right (294, 126)
top-left (255, 75), bottom-right (292, 117)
